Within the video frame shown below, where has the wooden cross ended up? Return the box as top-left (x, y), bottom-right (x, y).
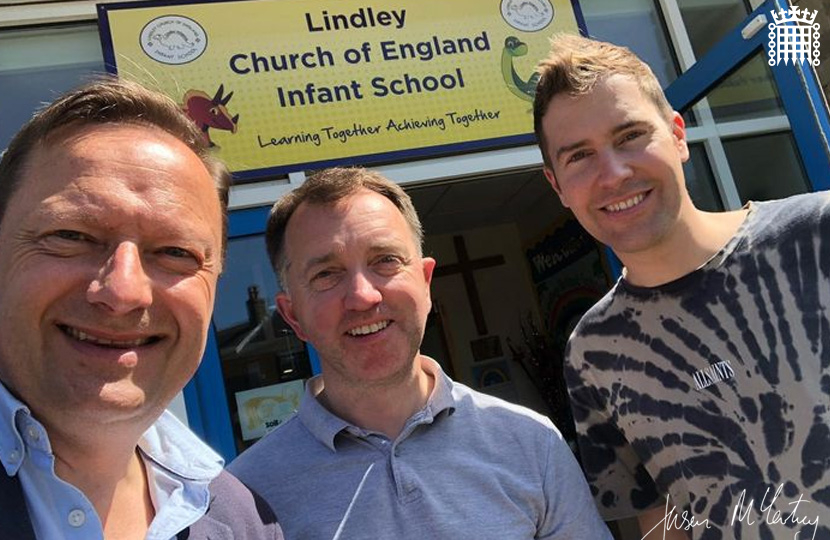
top-left (433, 235), bottom-right (505, 336)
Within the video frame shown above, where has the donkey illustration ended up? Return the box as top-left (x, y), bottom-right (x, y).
top-left (182, 84), bottom-right (239, 147)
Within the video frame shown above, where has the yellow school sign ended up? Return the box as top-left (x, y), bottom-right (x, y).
top-left (98, 0), bottom-right (580, 180)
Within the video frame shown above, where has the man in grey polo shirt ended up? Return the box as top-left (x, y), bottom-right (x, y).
top-left (229, 167), bottom-right (611, 539)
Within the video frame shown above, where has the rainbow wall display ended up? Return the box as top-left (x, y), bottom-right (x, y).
top-left (99, 0), bottom-right (581, 180)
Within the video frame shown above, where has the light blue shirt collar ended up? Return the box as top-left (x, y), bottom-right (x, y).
top-left (0, 380), bottom-right (224, 540)
top-left (0, 381), bottom-right (31, 477)
top-left (139, 410), bottom-right (224, 540)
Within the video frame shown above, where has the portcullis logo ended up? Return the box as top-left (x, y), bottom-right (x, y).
top-left (768, 7), bottom-right (821, 66)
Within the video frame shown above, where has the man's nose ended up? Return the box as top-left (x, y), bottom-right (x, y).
top-left (343, 270), bottom-right (382, 311)
top-left (596, 149), bottom-right (634, 186)
top-left (87, 242), bottom-right (153, 313)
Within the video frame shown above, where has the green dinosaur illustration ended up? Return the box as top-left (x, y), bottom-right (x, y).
top-left (501, 36), bottom-right (541, 102)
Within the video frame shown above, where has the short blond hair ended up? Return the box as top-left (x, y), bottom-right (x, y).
top-left (533, 33), bottom-right (673, 168)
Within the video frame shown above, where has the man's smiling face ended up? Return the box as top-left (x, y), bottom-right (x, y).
top-left (542, 74), bottom-right (691, 259)
top-left (0, 123), bottom-right (223, 428)
top-left (276, 189), bottom-right (436, 392)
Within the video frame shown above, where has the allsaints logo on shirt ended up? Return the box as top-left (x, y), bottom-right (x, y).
top-left (692, 360), bottom-right (736, 390)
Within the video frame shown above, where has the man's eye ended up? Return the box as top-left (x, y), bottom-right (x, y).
top-left (309, 269), bottom-right (341, 291)
top-left (620, 130), bottom-right (644, 144)
top-left (566, 150), bottom-right (590, 164)
top-left (161, 246), bottom-right (197, 260)
top-left (53, 230), bottom-right (89, 242)
top-left (375, 255), bottom-right (405, 273)
top-left (311, 269), bottom-right (333, 281)
top-left (156, 246), bottom-right (203, 273)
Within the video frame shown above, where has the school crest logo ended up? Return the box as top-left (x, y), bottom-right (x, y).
top-left (141, 15), bottom-right (207, 65)
top-left (500, 0), bottom-right (554, 32)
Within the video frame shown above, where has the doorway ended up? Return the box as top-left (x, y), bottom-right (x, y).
top-left (408, 170), bottom-right (613, 443)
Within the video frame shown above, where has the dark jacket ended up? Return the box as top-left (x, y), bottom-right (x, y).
top-left (0, 469), bottom-right (282, 540)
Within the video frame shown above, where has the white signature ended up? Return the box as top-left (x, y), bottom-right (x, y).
top-left (640, 484), bottom-right (822, 540)
top-left (732, 483), bottom-right (821, 540)
top-left (641, 496), bottom-right (709, 539)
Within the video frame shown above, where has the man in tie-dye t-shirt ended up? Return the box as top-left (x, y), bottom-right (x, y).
top-left (533, 34), bottom-right (830, 540)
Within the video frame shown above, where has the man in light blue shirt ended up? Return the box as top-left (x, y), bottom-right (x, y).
top-left (0, 78), bottom-right (281, 539)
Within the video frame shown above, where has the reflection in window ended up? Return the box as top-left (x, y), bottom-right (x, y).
top-left (580, 0), bottom-right (680, 88)
top-left (678, 0), bottom-right (751, 58)
top-left (215, 233), bottom-right (311, 453)
top-left (706, 55), bottom-right (785, 123)
top-left (724, 132), bottom-right (810, 203)
top-left (579, 0), bottom-right (695, 125)
top-left (684, 144), bottom-right (723, 211)
top-left (0, 24), bottom-right (105, 151)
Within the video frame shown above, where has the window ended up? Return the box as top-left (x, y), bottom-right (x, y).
top-left (0, 24), bottom-right (104, 150)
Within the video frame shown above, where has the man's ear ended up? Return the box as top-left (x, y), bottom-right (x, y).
top-left (422, 256), bottom-right (436, 288)
top-left (543, 167), bottom-right (569, 208)
top-left (420, 256), bottom-right (437, 311)
top-left (671, 111), bottom-right (690, 163)
top-left (275, 291), bottom-right (308, 342)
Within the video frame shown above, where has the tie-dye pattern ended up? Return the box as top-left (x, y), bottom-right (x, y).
top-left (566, 192), bottom-right (830, 539)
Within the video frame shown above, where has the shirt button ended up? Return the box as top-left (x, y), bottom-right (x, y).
top-left (26, 425), bottom-right (40, 442)
top-left (67, 509), bottom-right (86, 527)
top-left (8, 449), bottom-right (20, 463)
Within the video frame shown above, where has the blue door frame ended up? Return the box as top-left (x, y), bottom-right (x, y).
top-left (664, 0), bottom-right (830, 192)
top-left (185, 0), bottom-right (830, 461)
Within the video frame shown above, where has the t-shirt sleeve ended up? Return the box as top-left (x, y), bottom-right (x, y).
top-left (565, 339), bottom-right (664, 521)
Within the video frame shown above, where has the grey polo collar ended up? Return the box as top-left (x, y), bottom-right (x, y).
top-left (298, 356), bottom-right (456, 452)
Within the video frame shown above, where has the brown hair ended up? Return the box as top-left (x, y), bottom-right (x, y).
top-left (267, 167), bottom-right (423, 287)
top-left (0, 76), bottom-right (231, 258)
top-left (533, 33), bottom-right (673, 168)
